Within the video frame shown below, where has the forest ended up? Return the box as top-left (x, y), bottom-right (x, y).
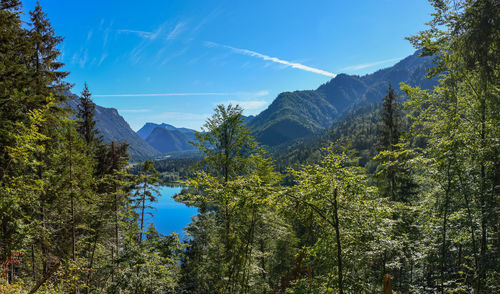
top-left (0, 0), bottom-right (498, 293)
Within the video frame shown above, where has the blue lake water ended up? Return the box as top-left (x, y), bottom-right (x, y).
top-left (146, 186), bottom-right (198, 237)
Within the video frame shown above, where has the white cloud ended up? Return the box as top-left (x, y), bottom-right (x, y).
top-left (118, 29), bottom-right (153, 39)
top-left (102, 21), bottom-right (113, 48)
top-left (206, 42), bottom-right (337, 78)
top-left (223, 100), bottom-right (268, 111)
top-left (166, 22), bottom-right (186, 40)
top-left (120, 21), bottom-right (186, 64)
top-left (118, 21), bottom-right (185, 41)
top-left (98, 52), bottom-right (108, 66)
top-left (341, 57), bottom-right (403, 71)
top-left (79, 49), bottom-right (88, 68)
top-left (86, 30), bottom-right (93, 41)
top-left (231, 90), bottom-right (269, 99)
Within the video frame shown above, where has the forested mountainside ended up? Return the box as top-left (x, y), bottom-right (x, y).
top-left (248, 51), bottom-right (437, 146)
top-left (1, 1), bottom-right (498, 294)
top-left (136, 122), bottom-right (198, 154)
top-left (270, 102), bottom-right (383, 171)
top-left (145, 126), bottom-right (197, 153)
top-left (66, 95), bottom-right (161, 162)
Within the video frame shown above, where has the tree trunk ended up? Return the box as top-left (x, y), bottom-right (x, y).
top-left (32, 244), bottom-right (36, 281)
top-left (139, 183), bottom-right (147, 243)
top-left (332, 188), bottom-right (343, 294)
top-left (383, 274), bottom-right (392, 294)
top-left (29, 258), bottom-right (61, 294)
top-left (69, 135), bottom-right (76, 262)
top-left (86, 230), bottom-right (99, 293)
top-left (441, 163), bottom-right (452, 294)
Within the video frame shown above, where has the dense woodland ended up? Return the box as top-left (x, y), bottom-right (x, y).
top-left (1, 0), bottom-right (499, 293)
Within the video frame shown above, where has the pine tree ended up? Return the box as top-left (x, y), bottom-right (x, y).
top-left (374, 84), bottom-right (415, 202)
top-left (27, 1), bottom-right (68, 106)
top-left (77, 82), bottom-right (100, 148)
top-left (133, 160), bottom-right (160, 243)
top-left (378, 83), bottom-right (400, 153)
top-left (0, 0), bottom-right (30, 182)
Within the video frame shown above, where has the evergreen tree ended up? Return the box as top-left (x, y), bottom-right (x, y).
top-left (0, 0), bottom-right (29, 267)
top-left (27, 1), bottom-right (68, 106)
top-left (0, 0), bottom-right (30, 182)
top-left (133, 160), bottom-right (160, 243)
top-left (378, 83), bottom-right (400, 153)
top-left (77, 83), bottom-right (100, 148)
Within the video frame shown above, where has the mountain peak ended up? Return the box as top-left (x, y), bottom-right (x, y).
top-left (248, 51), bottom-right (437, 146)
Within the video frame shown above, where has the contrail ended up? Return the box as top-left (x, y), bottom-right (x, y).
top-left (206, 41), bottom-right (337, 78)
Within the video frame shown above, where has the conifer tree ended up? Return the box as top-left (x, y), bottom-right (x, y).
top-left (77, 83), bottom-right (100, 148)
top-left (133, 160), bottom-right (160, 243)
top-left (378, 83), bottom-right (400, 153)
top-left (0, 0), bottom-right (30, 182)
top-left (28, 1), bottom-right (68, 106)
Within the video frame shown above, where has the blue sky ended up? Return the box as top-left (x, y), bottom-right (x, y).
top-left (22, 0), bottom-right (433, 131)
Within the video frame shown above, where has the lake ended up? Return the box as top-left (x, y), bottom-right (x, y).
top-left (146, 186), bottom-right (198, 237)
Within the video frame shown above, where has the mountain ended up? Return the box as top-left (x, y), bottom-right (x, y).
top-left (137, 122), bottom-right (194, 139)
top-left (248, 51), bottom-right (437, 146)
top-left (145, 126), bottom-right (197, 154)
top-left (242, 115), bottom-right (255, 125)
top-left (137, 122), bottom-right (163, 139)
top-left (66, 95), bottom-right (162, 162)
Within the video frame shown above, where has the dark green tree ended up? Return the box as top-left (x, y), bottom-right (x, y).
top-left (27, 1), bottom-right (69, 107)
top-left (77, 82), bottom-right (100, 148)
top-left (378, 83), bottom-right (400, 153)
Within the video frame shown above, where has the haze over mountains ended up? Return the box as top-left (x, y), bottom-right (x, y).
top-left (77, 51), bottom-right (435, 161)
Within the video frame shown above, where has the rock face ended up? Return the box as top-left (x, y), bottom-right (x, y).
top-left (66, 95), bottom-right (162, 162)
top-left (248, 51), bottom-right (436, 146)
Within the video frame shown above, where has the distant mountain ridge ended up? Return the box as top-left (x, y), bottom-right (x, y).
top-left (64, 51), bottom-right (437, 161)
top-left (137, 123), bottom-right (197, 154)
top-left (137, 122), bottom-right (194, 140)
top-left (248, 51), bottom-right (437, 146)
top-left (65, 95), bottom-right (162, 162)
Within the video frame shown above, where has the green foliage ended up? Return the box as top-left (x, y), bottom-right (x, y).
top-left (76, 82), bottom-right (100, 148)
top-left (1, 0), bottom-right (498, 293)
top-left (248, 52), bottom-right (437, 147)
top-left (195, 104), bottom-right (258, 182)
top-left (284, 146), bottom-right (392, 293)
top-left (400, 0), bottom-right (500, 292)
top-left (0, 2), bottom-right (182, 292)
